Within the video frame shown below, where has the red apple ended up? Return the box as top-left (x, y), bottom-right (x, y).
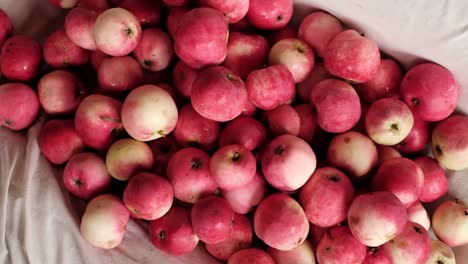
top-left (172, 60), bottom-right (198, 98)
top-left (200, 0), bottom-right (249, 24)
top-left (432, 199), bottom-right (468, 247)
top-left (407, 201), bottom-right (431, 231)
top-left (43, 29), bottom-right (90, 68)
top-left (222, 172), bottom-right (267, 214)
top-left (376, 145), bottom-right (401, 166)
top-left (266, 25), bottom-right (297, 45)
top-left (394, 110), bottom-right (430, 154)
top-left (309, 224), bottom-right (330, 249)
top-left (363, 247), bottom-right (392, 264)
top-left (228, 248), bottom-right (274, 264)
top-left (265, 104), bottom-right (300, 137)
top-left (64, 7), bottom-right (98, 50)
top-left (0, 83), bottom-right (40, 131)
top-left (39, 119), bottom-right (85, 165)
top-left (0, 36), bottom-right (41, 82)
top-left (148, 134), bottom-right (180, 176)
top-left (246, 0), bottom-right (293, 30)
top-left (219, 117), bottom-right (267, 151)
top-left (162, 0), bottom-right (190, 7)
top-left (48, 0), bottom-right (79, 8)
top-left (98, 56), bottom-right (143, 94)
top-left (90, 50), bottom-right (110, 71)
top-left (117, 0), bottom-right (161, 27)
top-left (0, 8), bottom-right (13, 47)
top-left (133, 28), bottom-right (174, 72)
top-left (317, 226), bottom-right (367, 264)
top-left (267, 240), bottom-right (316, 264)
top-left (414, 156), bottom-right (449, 203)
top-left (63, 152), bottom-right (112, 200)
top-left (166, 7), bottom-right (189, 38)
top-left (297, 62), bottom-right (331, 103)
top-left (78, 0), bottom-right (110, 11)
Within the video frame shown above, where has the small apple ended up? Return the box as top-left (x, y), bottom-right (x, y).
top-left (407, 201), bottom-right (431, 231)
top-left (0, 83), bottom-right (40, 131)
top-left (64, 7), bottom-right (98, 50)
top-left (133, 28), bottom-right (174, 72)
top-left (200, 0), bottom-right (249, 24)
top-left (394, 110), bottom-right (430, 154)
top-left (317, 226), bottom-right (367, 264)
top-left (98, 56), bottom-right (143, 94)
top-left (414, 156), bottom-right (449, 203)
top-left (264, 104), bottom-right (301, 137)
top-left (43, 29), bottom-right (90, 68)
top-left (246, 0), bottom-right (293, 30)
top-left (432, 199), bottom-right (468, 247)
top-left (0, 36), bottom-right (41, 82)
top-left (222, 172), bottom-right (267, 214)
top-left (228, 248), bottom-right (274, 264)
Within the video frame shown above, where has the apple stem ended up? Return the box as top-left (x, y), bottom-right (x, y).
top-left (124, 27), bottom-right (134, 37)
top-left (390, 123), bottom-right (399, 131)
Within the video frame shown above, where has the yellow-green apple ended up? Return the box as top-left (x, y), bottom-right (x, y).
top-left (297, 62), bottom-right (331, 103)
top-left (246, 0), bottom-right (293, 30)
top-left (133, 28), bottom-right (173, 71)
top-left (200, 0), bottom-right (249, 24)
top-left (0, 9), bottom-right (12, 47)
top-left (264, 104), bottom-right (300, 137)
top-left (43, 29), bottom-right (89, 68)
top-left (64, 7), bottom-right (97, 50)
top-left (432, 199), bottom-right (468, 247)
top-left (407, 201), bottom-right (431, 231)
top-left (222, 172), bottom-right (266, 214)
top-left (116, 0), bottom-right (161, 27)
top-left (317, 226), bottom-right (367, 264)
top-left (414, 156), bottom-right (449, 203)
top-left (97, 56), bottom-right (143, 94)
top-left (228, 248), bottom-right (274, 264)
top-left (0, 83), bottom-right (40, 131)
top-left (0, 36), bottom-right (41, 82)
top-left (425, 240), bottom-right (456, 264)
top-left (267, 240), bottom-right (315, 264)
top-left (172, 60), bottom-right (198, 98)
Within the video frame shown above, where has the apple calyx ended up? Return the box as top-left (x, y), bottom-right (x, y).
top-left (144, 60), bottom-right (153, 67)
top-left (3, 119), bottom-right (12, 126)
top-left (191, 158), bottom-right (201, 169)
top-left (390, 123), bottom-right (399, 131)
top-left (124, 27), bottom-right (134, 37)
top-left (159, 231), bottom-right (166, 240)
top-left (231, 152), bottom-right (241, 162)
top-left (74, 178), bottom-right (83, 187)
top-left (327, 175), bottom-right (340, 182)
top-left (411, 97), bottom-right (420, 106)
top-left (274, 146), bottom-right (285, 155)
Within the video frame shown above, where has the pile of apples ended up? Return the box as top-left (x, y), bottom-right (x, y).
top-left (0, 0), bottom-right (467, 263)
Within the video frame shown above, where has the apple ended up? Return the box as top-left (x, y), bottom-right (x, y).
top-left (64, 7), bottom-right (97, 50)
top-left (162, 0), bottom-right (190, 7)
top-left (293, 104), bottom-right (318, 143)
top-left (266, 25), bottom-right (297, 45)
top-left (191, 195), bottom-right (234, 244)
top-left (265, 104), bottom-right (300, 137)
top-left (228, 248), bottom-right (274, 264)
top-left (324, 29), bottom-right (381, 83)
top-left (348, 192), bottom-right (408, 247)
top-left (376, 145), bottom-right (401, 165)
top-left (328, 131), bottom-right (378, 178)
top-left (261, 134), bottom-right (316, 192)
top-left (78, 0), bottom-right (110, 11)
top-left (297, 62), bottom-right (331, 103)
top-left (254, 193), bottom-right (309, 251)
top-left (355, 59), bottom-right (403, 103)
top-left (121, 84), bottom-right (178, 141)
top-left (222, 32), bottom-right (270, 80)
top-left (394, 111), bottom-right (430, 154)
top-left (317, 226), bottom-right (367, 264)
top-left (309, 224), bottom-right (330, 249)
top-left (310, 79), bottom-right (361, 133)
top-left (0, 8), bottom-right (12, 47)
top-left (123, 172), bottom-right (173, 220)
top-left (0, 83), bottom-right (40, 131)
top-left (365, 98), bottom-right (414, 145)
top-left (200, 0), bottom-right (249, 24)
top-left (432, 199), bottom-right (468, 247)
top-left (400, 63), bottom-right (459, 122)
top-left (48, 0), bottom-right (79, 8)
top-left (0, 36), bottom-right (41, 82)
top-left (363, 247), bottom-right (392, 264)
top-left (172, 60), bottom-right (198, 98)
top-left (116, 0), bottom-right (161, 27)
top-left (166, 7), bottom-right (189, 38)
top-left (299, 167), bottom-right (354, 227)
top-left (80, 194), bottom-right (130, 249)
top-left (63, 152), bottom-right (112, 200)
top-left (98, 56), bottom-right (143, 94)
top-left (431, 114), bottom-right (468, 170)
top-left (268, 38), bottom-right (314, 83)
top-left (173, 104), bottom-right (221, 151)
top-left (298, 11), bottom-right (343, 57)
top-left (425, 240), bottom-right (456, 264)
top-left (191, 66), bottom-right (247, 122)
top-left (43, 29), bottom-right (89, 68)
top-left (382, 222), bottom-right (431, 264)
top-left (414, 156), bottom-right (449, 203)
top-left (90, 50), bottom-right (110, 71)
top-left (407, 201), bottom-right (431, 231)
top-left (372, 157), bottom-right (424, 207)
top-left (39, 119), bottom-right (85, 165)
top-left (246, 64), bottom-right (295, 110)
top-left (174, 8), bottom-right (228, 69)
top-left (206, 213), bottom-right (253, 261)
top-left (222, 172), bottom-right (267, 214)
top-left (246, 0), bottom-right (293, 30)
top-left (106, 138), bottom-right (154, 181)
top-left (241, 99), bottom-right (257, 117)
top-left (93, 8), bottom-right (142, 56)
top-left (148, 134), bottom-right (180, 176)
top-left (133, 29), bottom-right (174, 72)
top-left (267, 240), bottom-right (315, 264)
top-left (219, 117), bottom-right (267, 151)
top-left (149, 206), bottom-right (199, 256)
top-left (166, 147), bottom-right (218, 204)
top-left (38, 70), bottom-right (85, 115)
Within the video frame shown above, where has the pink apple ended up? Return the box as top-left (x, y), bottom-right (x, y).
top-left (328, 131), bottom-right (378, 178)
top-left (43, 29), bottom-right (90, 68)
top-left (297, 62), bottom-right (331, 103)
top-left (407, 201), bottom-right (431, 231)
top-left (241, 99), bottom-right (257, 117)
top-left (166, 147), bottom-right (218, 204)
top-left (48, 0), bottom-right (79, 8)
top-left (265, 104), bottom-right (300, 137)
top-left (261, 135), bottom-right (316, 191)
top-left (394, 110), bottom-right (430, 154)
top-left (229, 17), bottom-right (252, 32)
top-left (0, 83), bottom-right (40, 131)
top-left (266, 25), bottom-right (297, 45)
top-left (63, 152), bottom-right (112, 200)
top-left (431, 114), bottom-right (468, 170)
top-left (174, 8), bottom-right (228, 69)
top-left (74, 94), bottom-right (124, 150)
top-left (105, 138), bottom-right (154, 181)
top-left (414, 156), bottom-right (449, 203)
top-left (90, 50), bottom-right (110, 71)
top-left (123, 172), bottom-right (173, 220)
top-left (400, 63), bottom-right (459, 122)
top-left (365, 98), bottom-right (414, 145)
top-left (246, 64), bottom-right (295, 110)
top-left (117, 0), bottom-right (161, 27)
top-left (355, 59), bottom-right (403, 103)
top-left (432, 199), bottom-right (468, 247)
top-left (254, 193), bottom-right (309, 251)
top-left (98, 56), bottom-right (143, 94)
top-left (200, 0), bottom-right (249, 24)
top-left (149, 206), bottom-right (199, 256)
top-left (173, 61), bottom-right (198, 99)
top-left (191, 195), bottom-right (234, 244)
top-left (0, 36), bottom-right (41, 82)
top-left (219, 117), bottom-right (267, 151)
top-left (348, 192), bottom-right (408, 247)
top-left (80, 194), bottom-right (130, 249)
top-left (121, 85), bottom-right (178, 141)
top-left (376, 145), bottom-right (401, 166)
top-left (93, 8), bottom-right (142, 56)
top-left (222, 31), bottom-right (270, 80)
top-left (64, 7), bottom-right (98, 50)
top-left (310, 79), bottom-right (361, 133)
top-left (173, 104), bottom-right (221, 151)
top-left (363, 247), bottom-right (392, 264)
top-left (317, 226), bottom-right (367, 264)
top-left (0, 9), bottom-right (12, 47)
top-left (191, 66), bottom-right (247, 122)
top-left (228, 248), bottom-right (274, 264)
top-left (77, 0), bottom-right (110, 11)
top-left (39, 119), bottom-right (85, 165)
top-left (299, 167), bottom-right (354, 227)
top-left (382, 222), bottom-right (431, 264)
top-left (166, 7), bottom-right (189, 38)
top-left (222, 172), bottom-right (267, 214)
top-left (425, 240), bottom-right (456, 264)
top-left (246, 0), bottom-right (293, 30)
top-left (206, 213), bottom-right (253, 261)
top-left (162, 0), bottom-right (190, 7)
top-left (291, 104), bottom-right (318, 143)
top-left (38, 70), bottom-right (85, 115)
top-left (324, 30), bottom-right (381, 83)
top-left (133, 29), bottom-right (174, 72)
top-left (267, 240), bottom-right (316, 264)
top-left (148, 134), bottom-right (180, 176)
top-left (298, 11), bottom-right (343, 57)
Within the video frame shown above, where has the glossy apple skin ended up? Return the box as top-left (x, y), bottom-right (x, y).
top-left (0, 83), bottom-right (40, 131)
top-left (0, 36), bottom-right (42, 82)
